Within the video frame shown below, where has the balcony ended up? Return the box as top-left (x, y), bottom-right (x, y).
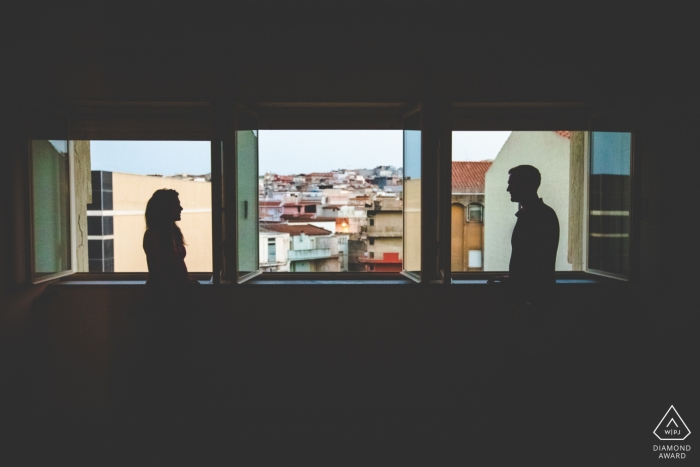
top-left (288, 248), bottom-right (333, 261)
top-left (366, 226), bottom-right (403, 237)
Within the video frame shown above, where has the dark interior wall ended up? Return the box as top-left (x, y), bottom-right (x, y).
top-left (2, 3), bottom-right (698, 460)
top-left (24, 283), bottom-right (662, 419)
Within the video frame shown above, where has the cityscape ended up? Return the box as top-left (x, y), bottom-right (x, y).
top-left (86, 131), bottom-right (584, 274)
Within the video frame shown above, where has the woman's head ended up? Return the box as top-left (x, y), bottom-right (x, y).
top-left (145, 189), bottom-right (185, 246)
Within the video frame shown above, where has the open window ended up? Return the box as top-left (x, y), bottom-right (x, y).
top-left (449, 104), bottom-right (634, 281)
top-left (29, 107), bottom-right (76, 283)
top-left (30, 102), bottom-right (215, 282)
top-left (234, 102), bottom-right (409, 279)
top-left (221, 104), bottom-right (261, 284)
top-left (586, 109), bottom-right (634, 280)
top-left (28, 101), bottom-right (634, 285)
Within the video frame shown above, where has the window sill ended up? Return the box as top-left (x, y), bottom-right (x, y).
top-left (53, 272), bottom-right (623, 286)
top-left (452, 272), bottom-right (627, 285)
top-left (452, 278), bottom-right (613, 285)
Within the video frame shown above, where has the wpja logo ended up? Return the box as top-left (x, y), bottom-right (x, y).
top-left (653, 405), bottom-right (691, 460)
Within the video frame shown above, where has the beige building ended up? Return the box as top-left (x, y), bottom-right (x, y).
top-left (361, 198), bottom-right (403, 272)
top-left (88, 171), bottom-right (212, 273)
top-left (451, 161), bottom-right (491, 271)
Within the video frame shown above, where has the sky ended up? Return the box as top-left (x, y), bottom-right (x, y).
top-left (90, 141), bottom-right (211, 176)
top-left (89, 131), bottom-right (512, 176)
top-left (452, 131), bottom-right (511, 162)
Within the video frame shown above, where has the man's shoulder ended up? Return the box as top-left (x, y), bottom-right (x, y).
top-left (541, 201), bottom-right (557, 215)
top-left (537, 201), bottom-right (559, 224)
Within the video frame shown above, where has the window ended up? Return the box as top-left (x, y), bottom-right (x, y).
top-left (468, 203), bottom-right (483, 223)
top-left (85, 141), bottom-right (212, 273)
top-left (452, 131), bottom-right (574, 273)
top-left (87, 171), bottom-right (114, 272)
top-left (256, 129), bottom-right (404, 274)
top-left (587, 131), bottom-right (632, 278)
top-left (468, 250), bottom-right (483, 269)
top-left (450, 121), bottom-right (633, 280)
top-left (267, 238), bottom-right (277, 263)
top-left (30, 136), bottom-right (213, 279)
top-left (30, 139), bottom-right (75, 283)
top-left (31, 103), bottom-right (634, 284)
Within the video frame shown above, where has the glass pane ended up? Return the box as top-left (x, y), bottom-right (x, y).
top-left (237, 111), bottom-right (259, 277)
top-left (403, 113), bottom-right (421, 274)
top-left (588, 131), bottom-right (631, 277)
top-left (32, 140), bottom-right (71, 278)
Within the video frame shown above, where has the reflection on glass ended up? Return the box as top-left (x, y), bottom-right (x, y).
top-left (32, 140), bottom-right (71, 278)
top-left (589, 131), bottom-right (631, 277)
top-left (403, 128), bottom-right (421, 273)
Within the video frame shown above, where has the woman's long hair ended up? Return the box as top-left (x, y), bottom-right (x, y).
top-left (145, 189), bottom-right (185, 248)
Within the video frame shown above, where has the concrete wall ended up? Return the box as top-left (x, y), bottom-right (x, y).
top-left (404, 179), bottom-right (421, 271)
top-left (111, 173), bottom-right (212, 272)
top-left (74, 141), bottom-right (91, 272)
top-left (368, 210), bottom-right (403, 263)
top-left (484, 132), bottom-right (572, 272)
top-left (367, 210), bottom-right (402, 238)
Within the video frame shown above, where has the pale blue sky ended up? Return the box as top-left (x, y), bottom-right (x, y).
top-left (90, 141), bottom-right (211, 175)
top-left (89, 131), bottom-right (511, 175)
top-left (452, 131), bottom-right (511, 162)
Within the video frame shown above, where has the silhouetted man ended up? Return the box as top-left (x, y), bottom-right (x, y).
top-left (490, 165), bottom-right (559, 305)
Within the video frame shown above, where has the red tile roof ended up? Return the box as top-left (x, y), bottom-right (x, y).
top-left (452, 161), bottom-right (492, 193)
top-left (555, 131), bottom-right (571, 139)
top-left (261, 224), bottom-right (332, 236)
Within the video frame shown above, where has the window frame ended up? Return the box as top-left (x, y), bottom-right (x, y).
top-left (467, 203), bottom-right (483, 223)
top-left (29, 139), bottom-right (78, 284)
top-left (51, 101), bottom-right (217, 282)
top-left (449, 103), bottom-right (636, 283)
top-left (584, 126), bottom-right (636, 281)
top-left (248, 102), bottom-right (413, 281)
top-left (40, 101), bottom-right (637, 285)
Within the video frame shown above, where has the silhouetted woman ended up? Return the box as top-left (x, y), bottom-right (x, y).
top-left (143, 188), bottom-right (198, 293)
top-left (138, 189), bottom-right (201, 411)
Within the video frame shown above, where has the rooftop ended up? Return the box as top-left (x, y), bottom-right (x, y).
top-left (261, 224), bottom-right (332, 236)
top-left (452, 161), bottom-right (492, 194)
top-left (287, 216), bottom-right (338, 222)
top-left (260, 200), bottom-right (283, 207)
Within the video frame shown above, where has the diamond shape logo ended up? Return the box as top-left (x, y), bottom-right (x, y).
top-left (654, 405), bottom-right (691, 441)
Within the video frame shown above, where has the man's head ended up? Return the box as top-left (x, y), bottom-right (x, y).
top-left (507, 165), bottom-right (541, 203)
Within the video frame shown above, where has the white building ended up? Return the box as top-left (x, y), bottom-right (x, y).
top-left (483, 131), bottom-right (573, 271)
top-left (262, 224), bottom-right (347, 272)
top-left (260, 230), bottom-right (290, 272)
